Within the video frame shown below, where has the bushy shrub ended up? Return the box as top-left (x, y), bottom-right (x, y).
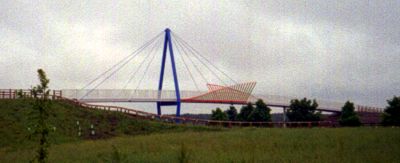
top-left (382, 96), bottom-right (400, 126)
top-left (339, 101), bottom-right (361, 126)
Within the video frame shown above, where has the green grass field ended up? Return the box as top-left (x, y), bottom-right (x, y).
top-left (0, 99), bottom-right (399, 162)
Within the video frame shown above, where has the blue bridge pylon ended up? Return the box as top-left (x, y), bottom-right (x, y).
top-left (157, 28), bottom-right (181, 117)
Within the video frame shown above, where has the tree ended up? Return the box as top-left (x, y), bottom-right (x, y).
top-left (29, 69), bottom-right (52, 163)
top-left (225, 105), bottom-right (238, 121)
top-left (339, 101), bottom-right (361, 126)
top-left (211, 107), bottom-right (228, 121)
top-left (287, 98), bottom-right (320, 121)
top-left (16, 89), bottom-right (24, 98)
top-left (237, 102), bottom-right (255, 121)
top-left (249, 99), bottom-right (271, 122)
top-left (382, 96), bottom-right (400, 126)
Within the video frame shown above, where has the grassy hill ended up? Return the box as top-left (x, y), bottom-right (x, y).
top-left (0, 99), bottom-right (219, 150)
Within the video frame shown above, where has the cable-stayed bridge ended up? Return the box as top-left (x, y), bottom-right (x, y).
top-left (5, 28), bottom-right (382, 117)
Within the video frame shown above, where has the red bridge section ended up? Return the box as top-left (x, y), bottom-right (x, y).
top-left (182, 82), bottom-right (257, 104)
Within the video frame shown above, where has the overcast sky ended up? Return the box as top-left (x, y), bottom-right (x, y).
top-left (0, 0), bottom-right (399, 107)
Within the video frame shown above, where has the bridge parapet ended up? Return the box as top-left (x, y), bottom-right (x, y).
top-left (356, 105), bottom-right (384, 113)
top-left (1, 89), bottom-right (385, 113)
top-left (62, 89), bottom-right (205, 102)
top-left (0, 89), bottom-right (62, 99)
top-left (0, 89), bottom-right (371, 113)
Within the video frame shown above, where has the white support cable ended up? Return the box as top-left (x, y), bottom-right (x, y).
top-left (80, 33), bottom-right (163, 99)
top-left (173, 35), bottom-right (209, 86)
top-left (122, 36), bottom-right (163, 89)
top-left (172, 32), bottom-right (228, 86)
top-left (172, 36), bottom-right (201, 91)
top-left (172, 32), bottom-right (238, 85)
top-left (135, 37), bottom-right (163, 90)
top-left (81, 32), bottom-right (163, 90)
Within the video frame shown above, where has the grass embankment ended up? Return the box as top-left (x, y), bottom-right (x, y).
top-left (0, 99), bottom-right (219, 150)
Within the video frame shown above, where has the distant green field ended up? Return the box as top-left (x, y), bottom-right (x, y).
top-left (0, 99), bottom-right (399, 162)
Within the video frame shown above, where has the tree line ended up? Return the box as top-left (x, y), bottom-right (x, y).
top-left (211, 99), bottom-right (272, 122)
top-left (211, 97), bottom-right (400, 127)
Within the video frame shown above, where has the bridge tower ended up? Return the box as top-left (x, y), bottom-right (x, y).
top-left (157, 28), bottom-right (181, 117)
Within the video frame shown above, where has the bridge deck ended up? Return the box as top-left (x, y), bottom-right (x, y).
top-left (61, 89), bottom-right (383, 113)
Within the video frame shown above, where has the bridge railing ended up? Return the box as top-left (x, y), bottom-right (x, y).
top-left (0, 89), bottom-right (62, 100)
top-left (2, 89), bottom-right (384, 113)
top-left (61, 89), bottom-right (205, 101)
top-left (356, 105), bottom-right (384, 113)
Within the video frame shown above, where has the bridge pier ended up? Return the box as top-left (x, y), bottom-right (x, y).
top-left (157, 103), bottom-right (162, 115)
top-left (283, 106), bottom-right (287, 128)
